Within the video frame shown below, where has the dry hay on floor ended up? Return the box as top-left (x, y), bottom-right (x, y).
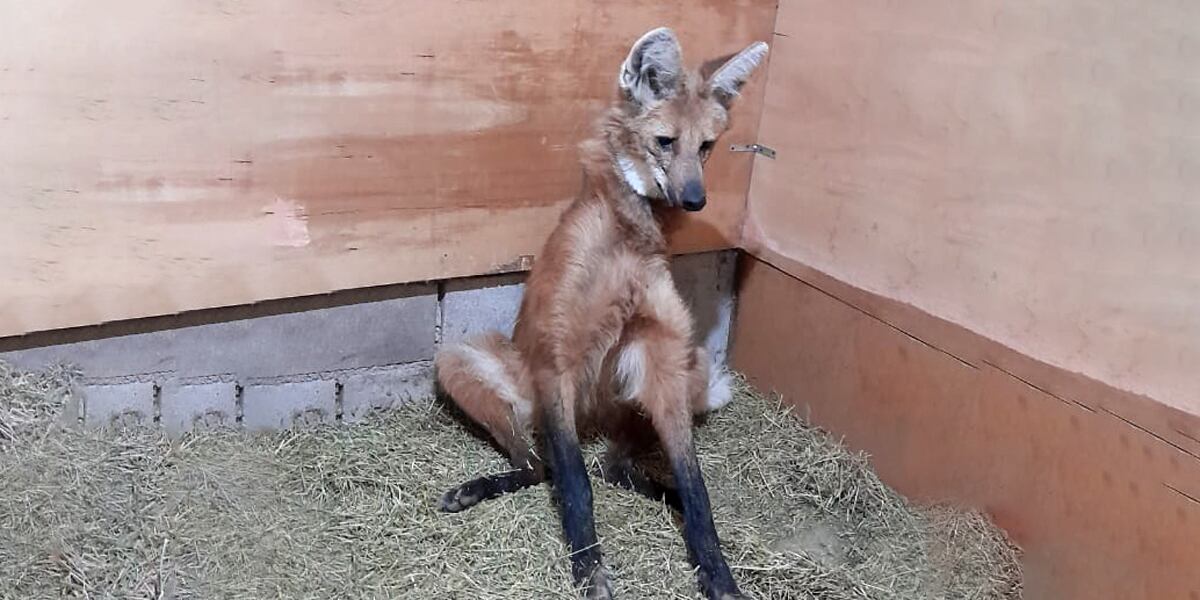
top-left (0, 361), bottom-right (1021, 599)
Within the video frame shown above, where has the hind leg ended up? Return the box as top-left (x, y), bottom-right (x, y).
top-left (439, 468), bottom-right (544, 512)
top-left (435, 332), bottom-right (545, 512)
top-left (599, 408), bottom-right (682, 511)
top-left (596, 342), bottom-right (729, 512)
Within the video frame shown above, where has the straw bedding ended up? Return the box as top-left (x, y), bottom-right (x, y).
top-left (0, 362), bottom-right (1021, 599)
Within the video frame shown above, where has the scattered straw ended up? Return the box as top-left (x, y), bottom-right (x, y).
top-left (0, 363), bottom-right (1021, 599)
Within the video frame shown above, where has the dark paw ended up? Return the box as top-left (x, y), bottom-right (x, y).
top-left (582, 565), bottom-right (614, 600)
top-left (702, 579), bottom-right (747, 600)
top-left (438, 485), bottom-right (477, 513)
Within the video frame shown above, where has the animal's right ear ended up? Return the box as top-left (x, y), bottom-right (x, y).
top-left (618, 27), bottom-right (683, 108)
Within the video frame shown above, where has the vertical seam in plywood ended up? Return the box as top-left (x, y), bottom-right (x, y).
top-left (733, 0), bottom-right (785, 251)
top-left (718, 251), bottom-right (737, 365)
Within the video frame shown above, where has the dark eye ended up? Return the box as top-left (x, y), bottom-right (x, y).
top-left (699, 140), bottom-right (715, 155)
top-left (656, 136), bottom-right (676, 150)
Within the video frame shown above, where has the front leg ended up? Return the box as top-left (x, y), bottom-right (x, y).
top-left (542, 381), bottom-right (613, 599)
top-left (665, 431), bottom-right (742, 600)
top-left (640, 351), bottom-right (743, 599)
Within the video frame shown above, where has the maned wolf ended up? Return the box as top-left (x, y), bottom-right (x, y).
top-left (434, 27), bottom-right (769, 600)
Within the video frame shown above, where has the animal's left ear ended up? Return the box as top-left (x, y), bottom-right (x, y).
top-left (704, 41), bottom-right (770, 108)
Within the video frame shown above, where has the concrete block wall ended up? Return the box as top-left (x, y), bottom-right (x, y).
top-left (0, 251), bottom-right (738, 435)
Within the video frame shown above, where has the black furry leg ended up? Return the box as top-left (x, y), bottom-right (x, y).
top-left (543, 411), bottom-right (612, 599)
top-left (670, 438), bottom-right (742, 600)
top-left (439, 468), bottom-right (543, 513)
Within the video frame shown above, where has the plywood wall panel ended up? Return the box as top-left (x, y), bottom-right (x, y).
top-left (742, 0), bottom-right (1199, 415)
top-left (732, 257), bottom-right (1200, 600)
top-left (0, 0), bottom-right (777, 337)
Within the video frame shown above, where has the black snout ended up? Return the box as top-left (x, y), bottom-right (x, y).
top-left (680, 179), bottom-right (706, 212)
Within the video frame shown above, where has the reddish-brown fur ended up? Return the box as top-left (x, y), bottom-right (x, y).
top-left (434, 28), bottom-right (768, 600)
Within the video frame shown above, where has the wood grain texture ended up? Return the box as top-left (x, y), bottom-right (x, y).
top-left (743, 1), bottom-right (1199, 414)
top-left (0, 0), bottom-right (776, 337)
top-left (732, 256), bottom-right (1200, 600)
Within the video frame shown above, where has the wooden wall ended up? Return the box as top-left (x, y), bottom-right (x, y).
top-left (735, 1), bottom-right (1200, 597)
top-left (742, 0), bottom-right (1199, 416)
top-left (0, 0), bottom-right (776, 338)
top-left (732, 257), bottom-right (1200, 600)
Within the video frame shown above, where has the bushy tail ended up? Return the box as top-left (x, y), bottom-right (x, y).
top-left (689, 347), bottom-right (735, 415)
top-left (434, 331), bottom-right (543, 511)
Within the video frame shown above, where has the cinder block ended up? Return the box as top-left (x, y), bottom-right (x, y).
top-left (442, 274), bottom-right (525, 344)
top-left (0, 329), bottom-right (176, 380)
top-left (341, 362), bottom-right (435, 422)
top-left (84, 383), bottom-right (156, 429)
top-left (671, 251), bottom-right (737, 364)
top-left (242, 379), bottom-right (337, 431)
top-left (160, 382), bottom-right (238, 435)
top-left (57, 390), bottom-right (84, 430)
top-left (177, 286), bottom-right (437, 380)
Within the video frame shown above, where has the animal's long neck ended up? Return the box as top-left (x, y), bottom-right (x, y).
top-left (578, 128), bottom-right (667, 255)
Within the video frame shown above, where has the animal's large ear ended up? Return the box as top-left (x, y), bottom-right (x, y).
top-left (618, 27), bottom-right (683, 107)
top-left (705, 41), bottom-right (769, 108)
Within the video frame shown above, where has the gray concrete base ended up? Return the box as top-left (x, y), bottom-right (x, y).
top-left (342, 362), bottom-right (435, 423)
top-left (160, 382), bottom-right (238, 435)
top-left (0, 251), bottom-right (737, 434)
